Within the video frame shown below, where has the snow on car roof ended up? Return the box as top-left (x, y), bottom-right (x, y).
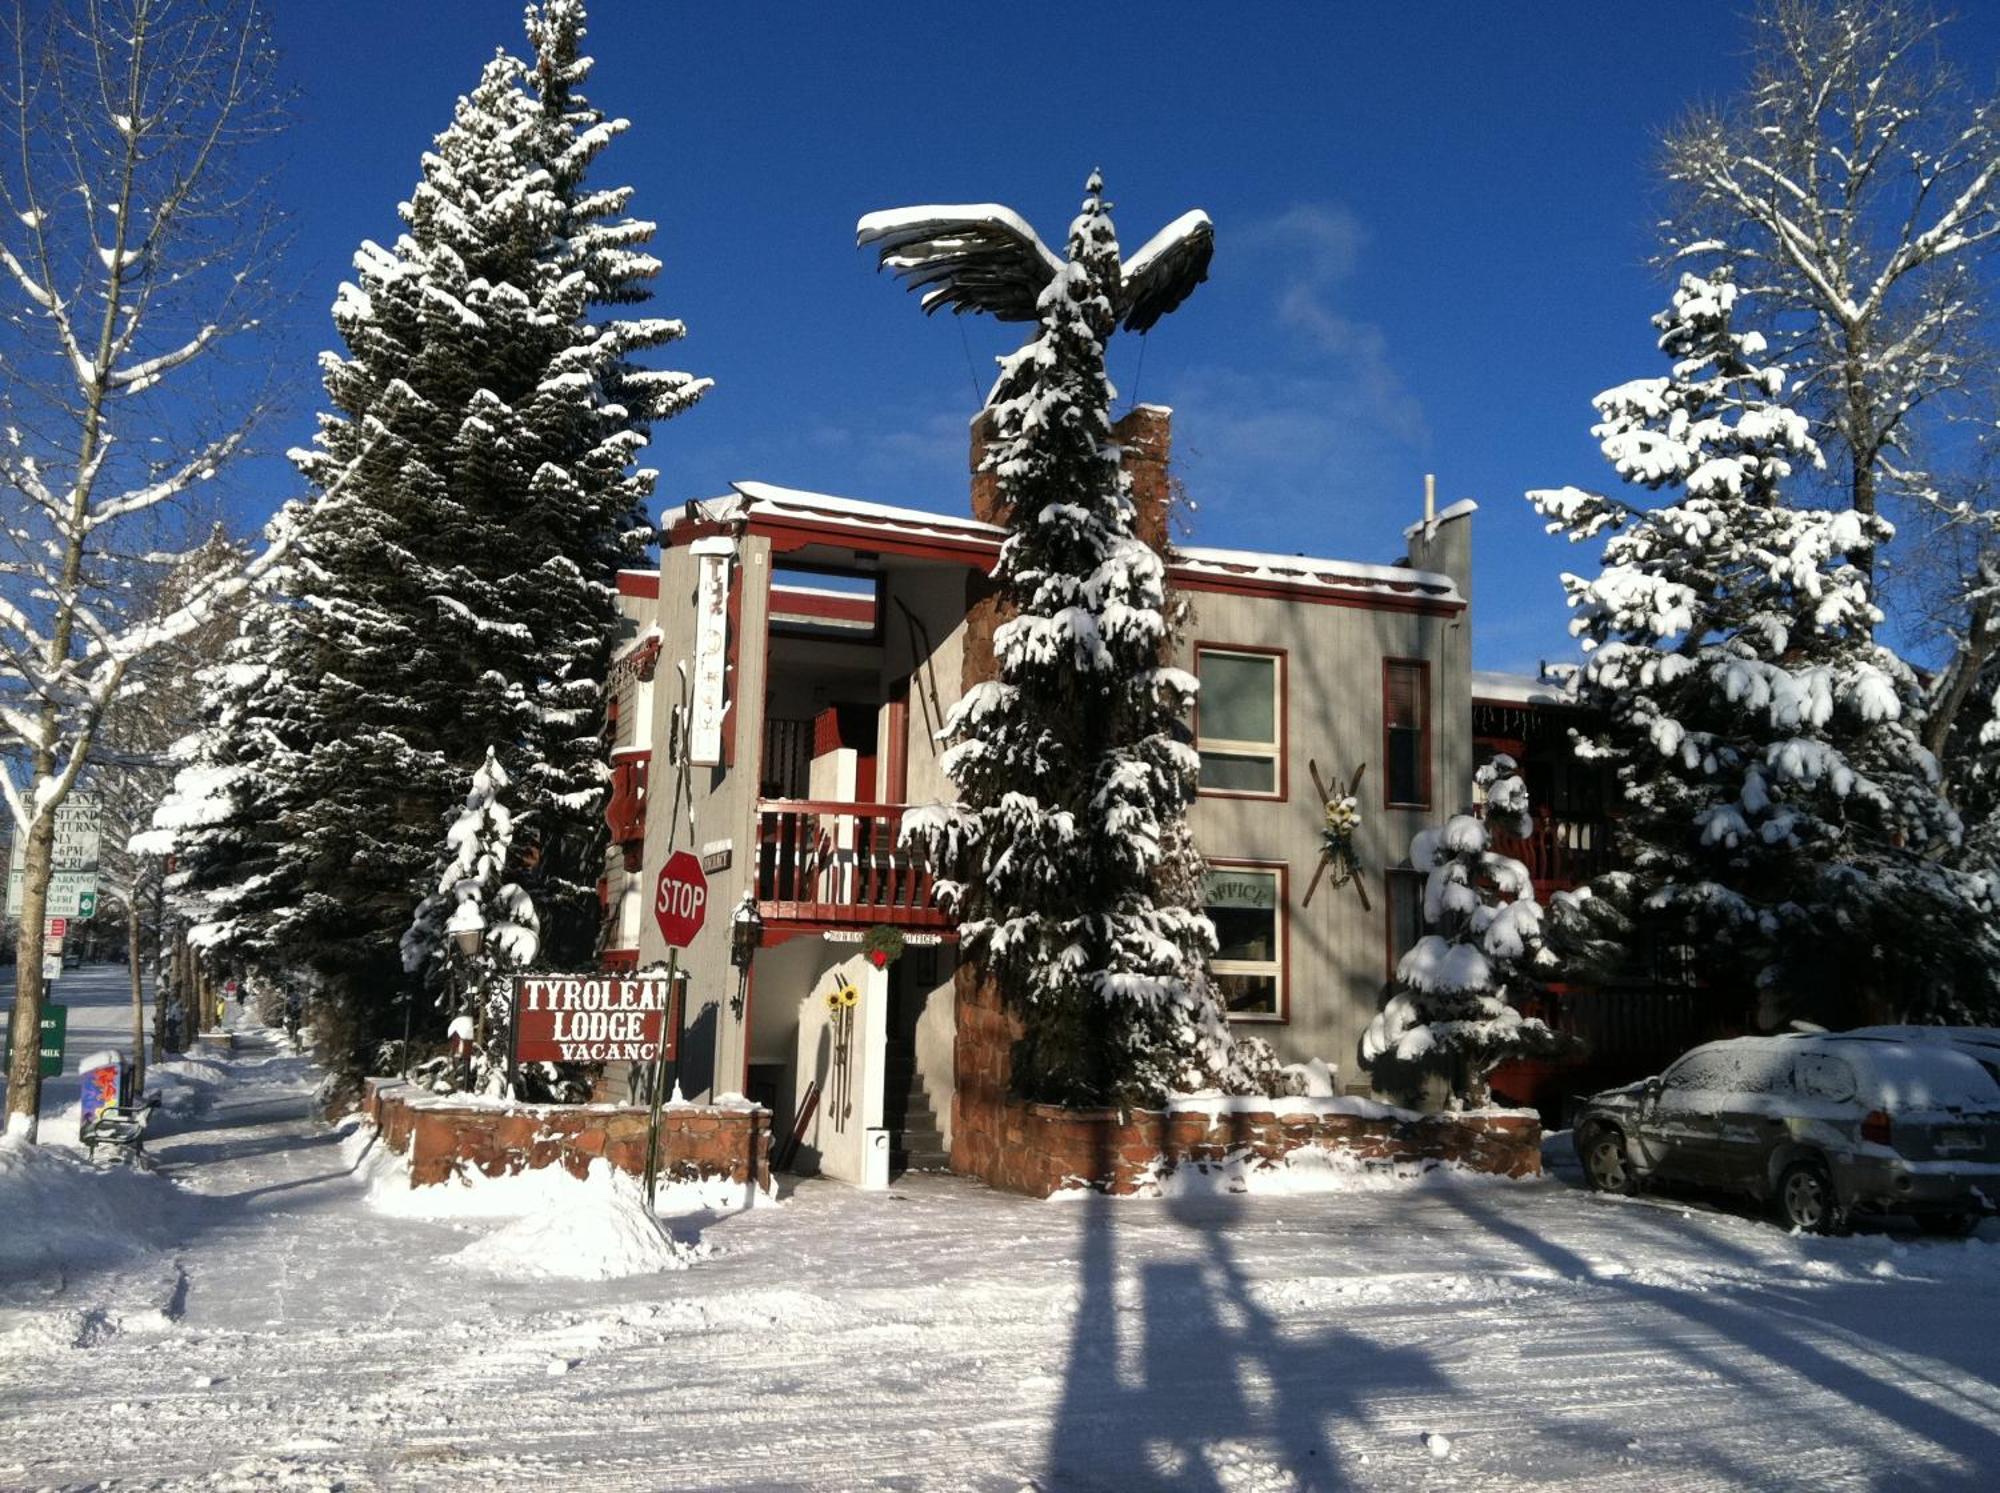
top-left (1692, 1034), bottom-right (2000, 1110)
top-left (681, 482), bottom-right (1464, 604)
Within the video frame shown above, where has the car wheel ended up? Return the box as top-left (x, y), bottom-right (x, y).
top-left (1775, 1159), bottom-right (1847, 1235)
top-left (1581, 1127), bottom-right (1639, 1196)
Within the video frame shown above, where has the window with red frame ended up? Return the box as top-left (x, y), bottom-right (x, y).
top-left (1384, 660), bottom-right (1430, 808)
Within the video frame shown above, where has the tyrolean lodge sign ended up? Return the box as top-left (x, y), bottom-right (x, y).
top-left (512, 973), bottom-right (679, 1065)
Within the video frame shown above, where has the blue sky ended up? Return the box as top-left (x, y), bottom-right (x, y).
top-left (259, 2), bottom-right (2000, 675)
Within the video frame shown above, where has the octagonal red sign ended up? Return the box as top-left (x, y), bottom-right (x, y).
top-left (653, 849), bottom-right (709, 949)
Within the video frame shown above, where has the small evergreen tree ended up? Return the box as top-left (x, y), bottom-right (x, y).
top-left (1530, 271), bottom-right (2000, 1026)
top-left (902, 174), bottom-right (1226, 1107)
top-left (1361, 757), bottom-right (1567, 1106)
top-left (401, 748), bottom-right (556, 1097)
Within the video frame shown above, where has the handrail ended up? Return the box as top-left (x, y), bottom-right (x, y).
top-left (756, 797), bottom-right (912, 817)
top-left (752, 799), bottom-right (945, 927)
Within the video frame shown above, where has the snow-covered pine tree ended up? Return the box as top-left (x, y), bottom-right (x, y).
top-left (249, 0), bottom-right (704, 1070)
top-left (401, 747), bottom-right (559, 1097)
top-left (138, 515), bottom-right (312, 972)
top-left (901, 174), bottom-right (1224, 1108)
top-left (1360, 756), bottom-right (1567, 1107)
top-left (1530, 271), bottom-right (2000, 1027)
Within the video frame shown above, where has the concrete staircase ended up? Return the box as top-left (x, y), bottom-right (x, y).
top-left (883, 1039), bottom-right (949, 1175)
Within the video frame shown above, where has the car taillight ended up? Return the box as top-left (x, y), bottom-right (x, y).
top-left (1860, 1110), bottom-right (1893, 1147)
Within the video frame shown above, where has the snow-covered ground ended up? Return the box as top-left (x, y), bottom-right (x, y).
top-left (5, 968), bottom-right (2000, 1490)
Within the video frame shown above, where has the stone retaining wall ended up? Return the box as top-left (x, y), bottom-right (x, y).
top-left (954, 1096), bottom-right (1541, 1198)
top-left (362, 1079), bottom-right (772, 1191)
top-left (949, 973), bottom-right (1539, 1197)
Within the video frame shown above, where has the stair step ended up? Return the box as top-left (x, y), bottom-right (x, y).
top-left (893, 1149), bottom-right (951, 1173)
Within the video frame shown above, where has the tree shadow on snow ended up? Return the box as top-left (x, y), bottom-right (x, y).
top-left (1042, 1127), bottom-right (1449, 1490)
top-left (1434, 1181), bottom-right (2000, 1485)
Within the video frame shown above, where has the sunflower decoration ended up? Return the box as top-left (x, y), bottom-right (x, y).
top-left (862, 925), bottom-right (905, 969)
top-left (1304, 758), bottom-right (1371, 910)
top-left (824, 977), bottom-right (861, 1013)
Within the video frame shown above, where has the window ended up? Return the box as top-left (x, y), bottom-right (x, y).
top-left (1385, 867), bottom-right (1426, 982)
top-left (1196, 647), bottom-right (1284, 796)
top-left (1205, 864), bottom-right (1285, 1019)
top-left (1383, 659), bottom-right (1430, 808)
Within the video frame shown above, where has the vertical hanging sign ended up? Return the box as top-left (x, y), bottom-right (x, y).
top-left (687, 537), bottom-right (735, 767)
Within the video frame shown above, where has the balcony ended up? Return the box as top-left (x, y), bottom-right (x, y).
top-left (754, 799), bottom-right (950, 931)
top-left (606, 749), bottom-right (650, 864)
top-left (1489, 810), bottom-right (1613, 898)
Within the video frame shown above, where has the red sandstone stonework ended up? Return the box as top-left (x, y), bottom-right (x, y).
top-left (361, 1080), bottom-right (772, 1191)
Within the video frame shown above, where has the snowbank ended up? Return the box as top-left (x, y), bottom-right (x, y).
top-left (0, 1134), bottom-right (178, 1274)
top-left (450, 1161), bottom-right (710, 1281)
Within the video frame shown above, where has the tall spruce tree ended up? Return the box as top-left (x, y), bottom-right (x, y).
top-left (1531, 271), bottom-right (2000, 1027)
top-left (153, 1), bottom-right (706, 1072)
top-left (901, 174), bottom-right (1225, 1107)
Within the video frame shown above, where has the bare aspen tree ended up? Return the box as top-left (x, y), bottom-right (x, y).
top-left (1658, 0), bottom-right (2000, 757)
top-left (0, 0), bottom-right (289, 1137)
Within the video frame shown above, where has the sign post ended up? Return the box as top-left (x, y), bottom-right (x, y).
top-left (642, 850), bottom-right (709, 1206)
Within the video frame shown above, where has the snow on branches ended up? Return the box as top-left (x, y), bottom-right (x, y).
top-left (1361, 757), bottom-right (1567, 1108)
top-left (884, 173), bottom-right (1231, 1107)
top-left (1529, 270), bottom-right (2000, 1026)
top-left (401, 748), bottom-right (559, 1100)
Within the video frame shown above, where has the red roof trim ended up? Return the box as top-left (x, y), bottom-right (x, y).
top-left (616, 569), bottom-right (660, 599)
top-left (661, 512), bottom-right (1463, 617)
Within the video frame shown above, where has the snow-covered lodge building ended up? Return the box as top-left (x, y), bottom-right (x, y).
top-left (600, 407), bottom-right (1595, 1185)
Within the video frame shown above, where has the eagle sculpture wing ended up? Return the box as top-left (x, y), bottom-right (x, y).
top-left (1118, 210), bottom-right (1214, 332)
top-left (855, 203), bottom-right (1062, 323)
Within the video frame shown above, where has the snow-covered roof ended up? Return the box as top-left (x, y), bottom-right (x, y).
top-left (676, 482), bottom-right (1463, 606)
top-left (1471, 669), bottom-right (1578, 707)
top-left (1402, 497), bottom-right (1479, 541)
top-left (1174, 543), bottom-right (1457, 601)
top-left (704, 481), bottom-right (1002, 549)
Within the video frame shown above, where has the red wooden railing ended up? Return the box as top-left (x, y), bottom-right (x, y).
top-left (1490, 809), bottom-right (1612, 896)
top-left (754, 799), bottom-right (948, 928)
top-left (606, 749), bottom-right (650, 853)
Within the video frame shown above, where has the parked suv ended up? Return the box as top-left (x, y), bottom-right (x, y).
top-left (1572, 1033), bottom-right (2000, 1234)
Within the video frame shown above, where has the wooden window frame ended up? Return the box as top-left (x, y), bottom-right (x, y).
top-left (1204, 858), bottom-right (1290, 1024)
top-left (1193, 643), bottom-right (1288, 802)
top-left (1381, 657), bottom-right (1432, 810)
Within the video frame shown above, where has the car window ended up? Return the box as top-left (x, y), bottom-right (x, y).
top-left (1796, 1053), bottom-right (1857, 1102)
top-left (1661, 1045), bottom-right (1793, 1096)
top-left (1661, 1049), bottom-right (1729, 1093)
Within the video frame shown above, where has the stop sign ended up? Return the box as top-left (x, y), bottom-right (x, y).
top-left (653, 850), bottom-right (709, 949)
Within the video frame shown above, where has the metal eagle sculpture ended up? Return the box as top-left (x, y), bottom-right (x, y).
top-left (856, 180), bottom-right (1214, 337)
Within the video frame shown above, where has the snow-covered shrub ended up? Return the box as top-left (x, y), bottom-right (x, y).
top-left (1361, 758), bottom-right (1570, 1108)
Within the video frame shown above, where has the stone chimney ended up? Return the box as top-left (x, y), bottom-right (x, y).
top-left (968, 403), bottom-right (1174, 553)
